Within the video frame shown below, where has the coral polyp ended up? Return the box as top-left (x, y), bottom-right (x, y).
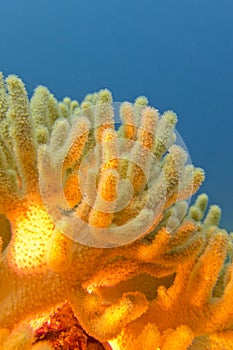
top-left (0, 72), bottom-right (233, 349)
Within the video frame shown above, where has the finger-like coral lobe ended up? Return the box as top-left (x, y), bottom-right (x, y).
top-left (0, 72), bottom-right (232, 349)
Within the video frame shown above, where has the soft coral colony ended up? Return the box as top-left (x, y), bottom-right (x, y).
top-left (0, 72), bottom-right (233, 350)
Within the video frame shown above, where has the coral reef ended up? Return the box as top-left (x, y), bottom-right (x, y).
top-left (0, 72), bottom-right (232, 349)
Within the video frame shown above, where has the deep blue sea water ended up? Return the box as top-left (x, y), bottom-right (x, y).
top-left (0, 0), bottom-right (232, 231)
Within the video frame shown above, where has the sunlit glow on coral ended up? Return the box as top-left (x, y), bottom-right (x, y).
top-left (108, 339), bottom-right (121, 350)
top-left (28, 311), bottom-right (52, 330)
top-left (8, 204), bottom-right (54, 272)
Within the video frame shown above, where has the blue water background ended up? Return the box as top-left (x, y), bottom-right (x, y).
top-left (0, 0), bottom-right (232, 231)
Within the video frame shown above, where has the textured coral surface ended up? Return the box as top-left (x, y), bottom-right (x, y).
top-left (34, 303), bottom-right (107, 350)
top-left (0, 72), bottom-right (233, 349)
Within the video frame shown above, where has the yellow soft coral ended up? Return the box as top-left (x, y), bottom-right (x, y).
top-left (0, 72), bottom-right (232, 350)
